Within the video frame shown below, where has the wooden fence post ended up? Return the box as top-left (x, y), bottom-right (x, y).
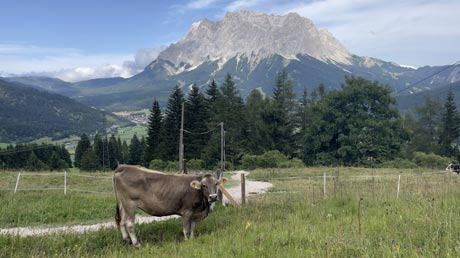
top-left (241, 173), bottom-right (246, 205)
top-left (14, 172), bottom-right (21, 194)
top-left (219, 185), bottom-right (240, 208)
top-left (397, 174), bottom-right (401, 199)
top-left (323, 172), bottom-right (326, 199)
top-left (64, 170), bottom-right (67, 195)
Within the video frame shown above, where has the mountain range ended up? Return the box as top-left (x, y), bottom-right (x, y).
top-left (3, 10), bottom-right (460, 112)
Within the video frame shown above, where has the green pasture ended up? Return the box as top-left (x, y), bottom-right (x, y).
top-left (1, 167), bottom-right (460, 257)
top-left (115, 125), bottom-right (147, 143)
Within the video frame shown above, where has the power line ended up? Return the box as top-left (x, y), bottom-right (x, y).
top-left (183, 123), bottom-right (221, 135)
top-left (396, 60), bottom-right (460, 95)
top-left (0, 144), bottom-right (57, 156)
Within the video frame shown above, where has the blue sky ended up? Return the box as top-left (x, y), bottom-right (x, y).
top-left (1, 0), bottom-right (459, 82)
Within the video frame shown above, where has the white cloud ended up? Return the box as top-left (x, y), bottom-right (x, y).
top-left (0, 44), bottom-right (165, 82)
top-left (225, 0), bottom-right (263, 11)
top-left (133, 47), bottom-right (167, 69)
top-left (283, 0), bottom-right (460, 66)
top-left (51, 65), bottom-right (134, 82)
top-left (186, 0), bottom-right (219, 10)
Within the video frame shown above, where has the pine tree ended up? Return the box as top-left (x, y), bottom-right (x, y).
top-left (294, 86), bottom-right (311, 159)
top-left (108, 135), bottom-right (119, 169)
top-left (144, 99), bottom-right (162, 163)
top-left (80, 149), bottom-right (100, 172)
top-left (159, 86), bottom-right (184, 161)
top-left (93, 134), bottom-right (104, 169)
top-left (48, 151), bottom-right (68, 170)
top-left (185, 84), bottom-right (210, 160)
top-left (74, 134), bottom-right (91, 168)
top-left (60, 145), bottom-right (72, 168)
top-left (205, 79), bottom-right (221, 104)
top-left (270, 68), bottom-right (296, 157)
top-left (128, 134), bottom-right (143, 165)
top-left (439, 89), bottom-right (460, 157)
top-left (408, 96), bottom-right (442, 154)
top-left (121, 140), bottom-right (129, 164)
top-left (245, 89), bottom-right (273, 154)
top-left (214, 73), bottom-right (247, 166)
top-left (26, 152), bottom-right (49, 171)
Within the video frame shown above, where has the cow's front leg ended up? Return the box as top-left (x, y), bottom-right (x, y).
top-left (190, 221), bottom-right (196, 239)
top-left (182, 214), bottom-right (192, 240)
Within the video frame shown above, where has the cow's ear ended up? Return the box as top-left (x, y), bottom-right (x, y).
top-left (190, 180), bottom-right (201, 190)
top-left (218, 177), bottom-right (227, 186)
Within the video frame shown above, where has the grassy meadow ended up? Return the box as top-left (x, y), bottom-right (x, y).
top-left (1, 167), bottom-right (460, 257)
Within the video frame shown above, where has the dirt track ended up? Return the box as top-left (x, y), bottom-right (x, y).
top-left (0, 171), bottom-right (272, 237)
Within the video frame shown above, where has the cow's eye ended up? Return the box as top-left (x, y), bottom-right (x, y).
top-left (202, 184), bottom-right (207, 188)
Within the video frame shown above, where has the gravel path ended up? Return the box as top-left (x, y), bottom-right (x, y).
top-left (0, 171), bottom-right (272, 237)
top-left (222, 170), bottom-right (272, 205)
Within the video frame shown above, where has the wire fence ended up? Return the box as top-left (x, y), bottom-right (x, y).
top-left (248, 169), bottom-right (459, 202)
top-left (0, 169), bottom-right (456, 200)
top-left (0, 171), bottom-right (113, 195)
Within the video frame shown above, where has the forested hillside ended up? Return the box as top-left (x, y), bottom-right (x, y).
top-left (0, 79), bottom-right (132, 143)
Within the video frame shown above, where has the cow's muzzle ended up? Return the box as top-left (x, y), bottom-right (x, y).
top-left (209, 194), bottom-right (218, 202)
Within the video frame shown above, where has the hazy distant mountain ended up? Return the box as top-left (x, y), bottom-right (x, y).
top-left (7, 11), bottom-right (460, 111)
top-left (396, 80), bottom-right (460, 112)
top-left (0, 79), bottom-right (132, 142)
top-left (3, 76), bottom-right (77, 96)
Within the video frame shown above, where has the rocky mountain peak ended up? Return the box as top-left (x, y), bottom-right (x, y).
top-left (157, 10), bottom-right (352, 70)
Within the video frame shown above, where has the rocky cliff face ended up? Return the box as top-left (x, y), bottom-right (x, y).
top-left (157, 10), bottom-right (352, 70)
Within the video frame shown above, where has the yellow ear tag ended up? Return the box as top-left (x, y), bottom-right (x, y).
top-left (191, 181), bottom-right (201, 189)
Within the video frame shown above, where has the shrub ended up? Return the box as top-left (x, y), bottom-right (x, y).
top-left (241, 150), bottom-right (302, 169)
top-left (164, 161), bottom-right (178, 172)
top-left (186, 159), bottom-right (204, 171)
top-left (412, 152), bottom-right (451, 170)
top-left (149, 159), bottom-right (166, 171)
top-left (260, 150), bottom-right (288, 168)
top-left (380, 158), bottom-right (418, 169)
top-left (241, 154), bottom-right (258, 170)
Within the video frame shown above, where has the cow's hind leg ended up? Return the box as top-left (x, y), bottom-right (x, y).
top-left (125, 209), bottom-right (140, 247)
top-left (118, 206), bottom-right (130, 242)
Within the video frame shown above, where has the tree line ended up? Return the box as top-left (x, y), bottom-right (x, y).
top-left (16, 70), bottom-right (457, 172)
top-left (0, 144), bottom-right (71, 171)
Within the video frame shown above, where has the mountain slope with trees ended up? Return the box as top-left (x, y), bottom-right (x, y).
top-left (0, 79), bottom-right (132, 143)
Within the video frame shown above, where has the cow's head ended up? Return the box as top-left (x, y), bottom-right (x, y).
top-left (190, 175), bottom-right (227, 203)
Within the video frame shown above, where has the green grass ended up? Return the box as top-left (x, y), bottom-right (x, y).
top-left (1, 167), bottom-right (460, 257)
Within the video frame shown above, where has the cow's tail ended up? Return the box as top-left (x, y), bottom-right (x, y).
top-left (113, 176), bottom-right (121, 228)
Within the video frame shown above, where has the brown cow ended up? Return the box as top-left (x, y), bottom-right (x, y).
top-left (112, 165), bottom-right (226, 246)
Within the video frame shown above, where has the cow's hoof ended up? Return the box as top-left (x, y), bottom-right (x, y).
top-left (133, 243), bottom-right (141, 248)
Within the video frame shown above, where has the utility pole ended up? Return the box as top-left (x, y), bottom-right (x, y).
top-left (218, 122), bottom-right (225, 203)
top-left (179, 102), bottom-right (185, 173)
top-left (102, 113), bottom-right (106, 171)
top-left (220, 122), bottom-right (225, 178)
